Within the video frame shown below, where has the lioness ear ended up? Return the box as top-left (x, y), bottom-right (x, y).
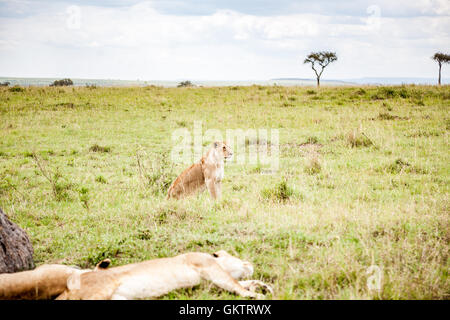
top-left (95, 259), bottom-right (111, 270)
top-left (212, 252), bottom-right (219, 258)
top-left (214, 142), bottom-right (219, 148)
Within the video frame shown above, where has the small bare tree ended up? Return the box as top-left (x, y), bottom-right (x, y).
top-left (432, 52), bottom-right (450, 85)
top-left (303, 51), bottom-right (337, 87)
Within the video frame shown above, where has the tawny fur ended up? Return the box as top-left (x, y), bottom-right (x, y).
top-left (0, 260), bottom-right (109, 300)
top-left (167, 141), bottom-right (233, 200)
top-left (57, 251), bottom-right (272, 300)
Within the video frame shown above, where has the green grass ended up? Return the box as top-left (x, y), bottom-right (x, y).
top-left (0, 84), bottom-right (449, 299)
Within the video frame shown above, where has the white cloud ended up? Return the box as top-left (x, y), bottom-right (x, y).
top-left (0, 0), bottom-right (448, 80)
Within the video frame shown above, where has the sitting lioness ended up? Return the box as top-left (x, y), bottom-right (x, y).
top-left (57, 250), bottom-right (273, 300)
top-left (0, 260), bottom-right (110, 300)
top-left (167, 141), bottom-right (233, 200)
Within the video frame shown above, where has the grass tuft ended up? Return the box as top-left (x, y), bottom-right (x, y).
top-left (304, 155), bottom-right (322, 175)
top-left (346, 131), bottom-right (374, 148)
top-left (261, 178), bottom-right (295, 202)
top-left (89, 144), bottom-right (111, 153)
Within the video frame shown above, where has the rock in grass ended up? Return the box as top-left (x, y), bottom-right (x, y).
top-left (0, 208), bottom-right (34, 273)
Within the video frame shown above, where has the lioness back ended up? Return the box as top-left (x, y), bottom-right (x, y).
top-left (167, 162), bottom-right (205, 199)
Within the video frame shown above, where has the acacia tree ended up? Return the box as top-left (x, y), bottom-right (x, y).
top-left (303, 51), bottom-right (337, 87)
top-left (432, 52), bottom-right (450, 85)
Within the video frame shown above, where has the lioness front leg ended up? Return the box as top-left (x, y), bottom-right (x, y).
top-left (216, 181), bottom-right (222, 199)
top-left (205, 178), bottom-right (218, 199)
top-left (199, 265), bottom-right (263, 299)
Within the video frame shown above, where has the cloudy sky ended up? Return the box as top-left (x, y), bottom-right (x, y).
top-left (0, 0), bottom-right (449, 80)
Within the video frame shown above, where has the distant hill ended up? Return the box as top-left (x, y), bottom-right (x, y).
top-left (0, 77), bottom-right (148, 87)
top-left (1, 76), bottom-right (448, 87)
top-left (347, 77), bottom-right (449, 85)
top-left (0, 77), bottom-right (353, 87)
top-left (268, 78), bottom-right (355, 86)
top-left (271, 78), bottom-right (352, 84)
top-left (272, 77), bottom-right (449, 85)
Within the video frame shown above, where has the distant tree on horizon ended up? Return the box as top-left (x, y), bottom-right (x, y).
top-left (432, 52), bottom-right (450, 85)
top-left (50, 78), bottom-right (73, 87)
top-left (177, 80), bottom-right (194, 88)
top-left (303, 51), bottom-right (337, 87)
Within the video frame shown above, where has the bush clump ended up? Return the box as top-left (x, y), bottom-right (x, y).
top-left (371, 87), bottom-right (410, 100)
top-left (177, 81), bottom-right (194, 88)
top-left (381, 158), bottom-right (427, 175)
top-left (261, 178), bottom-right (295, 202)
top-left (378, 112), bottom-right (398, 120)
top-left (346, 131), bottom-right (373, 147)
top-left (304, 136), bottom-right (320, 145)
top-left (95, 175), bottom-right (107, 184)
top-left (50, 78), bottom-right (73, 87)
top-left (89, 144), bottom-right (111, 153)
top-left (136, 151), bottom-right (176, 196)
top-left (8, 85), bottom-right (24, 92)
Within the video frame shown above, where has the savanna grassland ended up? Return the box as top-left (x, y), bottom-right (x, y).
top-left (0, 84), bottom-right (448, 299)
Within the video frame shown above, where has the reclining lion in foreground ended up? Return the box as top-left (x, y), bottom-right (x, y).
top-left (0, 260), bottom-right (109, 300)
top-left (0, 251), bottom-right (272, 300)
top-left (58, 250), bottom-right (273, 300)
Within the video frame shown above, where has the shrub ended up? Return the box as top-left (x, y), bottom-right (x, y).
top-left (261, 178), bottom-right (294, 202)
top-left (89, 144), bottom-right (111, 153)
top-left (136, 151), bottom-right (176, 196)
top-left (355, 88), bottom-right (366, 95)
top-left (177, 81), bottom-right (194, 88)
top-left (280, 101), bottom-right (294, 107)
top-left (32, 153), bottom-right (73, 201)
top-left (55, 102), bottom-right (75, 108)
top-left (398, 88), bottom-right (409, 98)
top-left (95, 175), bottom-right (107, 184)
top-left (85, 242), bottom-right (122, 267)
top-left (378, 112), bottom-right (398, 120)
top-left (380, 87), bottom-right (396, 98)
top-left (346, 131), bottom-right (373, 147)
top-left (78, 187), bottom-right (90, 209)
top-left (382, 102), bottom-right (392, 111)
top-left (382, 158), bottom-right (427, 175)
top-left (386, 158), bottom-right (410, 174)
top-left (371, 87), bottom-right (410, 100)
top-left (304, 136), bottom-right (320, 145)
top-left (8, 85), bottom-right (24, 92)
top-left (0, 81), bottom-right (10, 87)
top-left (50, 78), bottom-right (73, 87)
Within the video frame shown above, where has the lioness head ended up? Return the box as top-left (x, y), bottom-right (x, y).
top-left (212, 250), bottom-right (253, 279)
top-left (213, 141), bottom-right (233, 160)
